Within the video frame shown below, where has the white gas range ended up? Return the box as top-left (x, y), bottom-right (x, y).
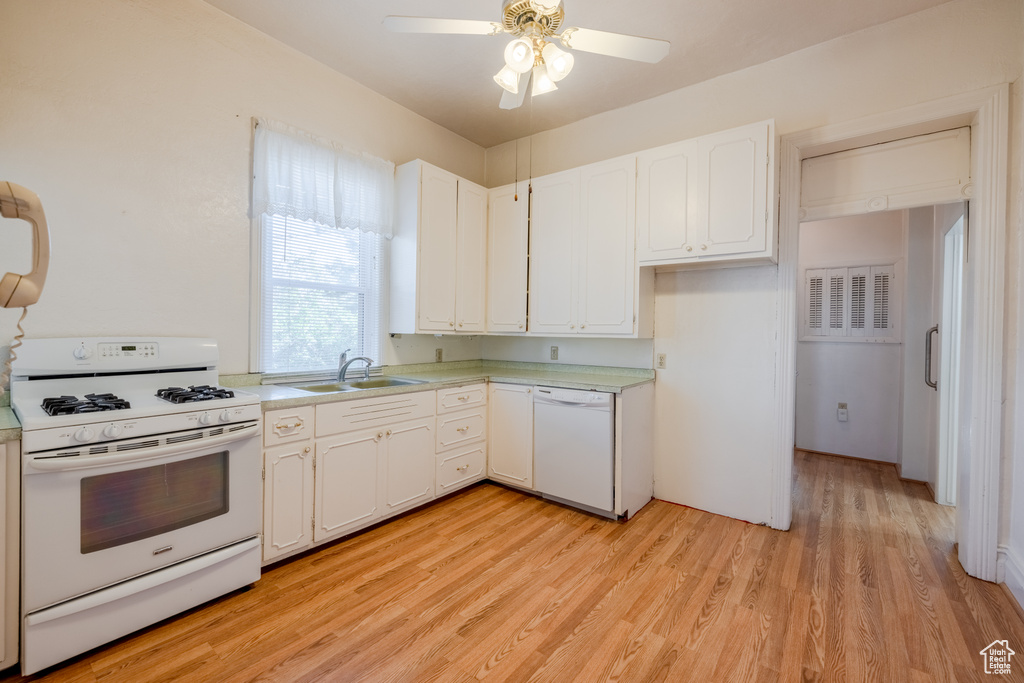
top-left (11, 337), bottom-right (263, 675)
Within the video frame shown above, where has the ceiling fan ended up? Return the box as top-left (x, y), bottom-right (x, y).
top-left (383, 0), bottom-right (670, 110)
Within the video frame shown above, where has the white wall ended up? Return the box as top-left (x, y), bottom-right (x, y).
top-left (484, 0), bottom-right (1023, 525)
top-left (1003, 12), bottom-right (1024, 607)
top-left (480, 336), bottom-right (653, 369)
top-left (795, 211), bottom-right (905, 463)
top-left (0, 0), bottom-right (486, 376)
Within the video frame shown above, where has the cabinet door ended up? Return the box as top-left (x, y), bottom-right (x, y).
top-left (637, 138), bottom-right (700, 263)
top-left (315, 429), bottom-right (383, 542)
top-left (487, 182), bottom-right (528, 333)
top-left (528, 169), bottom-right (579, 334)
top-left (696, 121), bottom-right (770, 257)
top-left (487, 384), bottom-right (534, 489)
top-left (456, 179), bottom-right (488, 332)
top-left (417, 163), bottom-right (459, 332)
top-left (578, 157), bottom-right (636, 336)
top-left (263, 440), bottom-right (315, 562)
top-left (383, 418), bottom-right (435, 515)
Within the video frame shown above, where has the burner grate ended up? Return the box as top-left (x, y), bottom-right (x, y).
top-left (155, 385), bottom-right (235, 404)
top-left (41, 394), bottom-right (132, 416)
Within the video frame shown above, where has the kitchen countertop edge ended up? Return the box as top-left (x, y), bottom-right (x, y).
top-left (246, 366), bottom-right (655, 412)
top-left (0, 408), bottom-right (21, 444)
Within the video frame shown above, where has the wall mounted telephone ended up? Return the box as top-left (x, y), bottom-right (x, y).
top-left (0, 181), bottom-right (50, 308)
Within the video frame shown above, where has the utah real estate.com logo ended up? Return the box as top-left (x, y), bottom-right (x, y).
top-left (980, 640), bottom-right (1015, 675)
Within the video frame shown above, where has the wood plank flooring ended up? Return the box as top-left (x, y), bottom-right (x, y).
top-left (6, 450), bottom-right (1024, 682)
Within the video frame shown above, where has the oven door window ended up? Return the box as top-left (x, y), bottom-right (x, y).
top-left (80, 452), bottom-right (229, 554)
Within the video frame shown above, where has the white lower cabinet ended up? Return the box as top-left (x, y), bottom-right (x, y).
top-left (0, 441), bottom-right (19, 671)
top-left (382, 418), bottom-right (436, 515)
top-left (314, 428), bottom-right (383, 542)
top-left (434, 383), bottom-right (488, 497)
top-left (436, 443), bottom-right (487, 497)
top-left (487, 384), bottom-right (533, 489)
top-left (261, 393), bottom-right (436, 565)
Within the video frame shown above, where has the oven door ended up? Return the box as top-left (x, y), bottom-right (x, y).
top-left (22, 421), bottom-right (261, 613)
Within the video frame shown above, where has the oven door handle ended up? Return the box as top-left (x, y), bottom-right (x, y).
top-left (25, 422), bottom-right (261, 472)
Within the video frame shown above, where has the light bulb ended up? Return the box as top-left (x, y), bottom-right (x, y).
top-left (531, 64), bottom-right (558, 96)
top-left (493, 65), bottom-right (520, 94)
top-left (541, 41), bottom-right (574, 82)
top-left (529, 0), bottom-right (561, 13)
top-left (504, 38), bottom-right (535, 74)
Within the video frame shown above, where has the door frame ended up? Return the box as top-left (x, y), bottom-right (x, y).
top-left (771, 84), bottom-right (1009, 581)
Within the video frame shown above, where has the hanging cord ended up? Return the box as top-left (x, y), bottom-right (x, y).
top-left (0, 307), bottom-right (28, 400)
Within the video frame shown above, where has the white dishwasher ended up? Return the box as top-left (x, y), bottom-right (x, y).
top-left (533, 386), bottom-right (615, 516)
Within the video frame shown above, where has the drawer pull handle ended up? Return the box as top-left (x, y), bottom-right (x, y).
top-left (456, 426), bottom-right (469, 433)
top-left (275, 422), bottom-right (302, 431)
top-left (153, 546), bottom-right (173, 555)
top-left (457, 395), bottom-right (469, 401)
top-left (456, 464), bottom-right (469, 472)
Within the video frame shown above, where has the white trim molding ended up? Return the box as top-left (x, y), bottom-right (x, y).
top-left (772, 85), bottom-right (1009, 585)
top-left (998, 544), bottom-right (1024, 614)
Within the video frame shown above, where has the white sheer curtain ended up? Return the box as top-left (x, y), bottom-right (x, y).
top-left (252, 118), bottom-right (394, 237)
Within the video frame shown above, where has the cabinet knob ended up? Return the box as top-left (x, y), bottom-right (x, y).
top-left (376, 432), bottom-right (384, 441)
top-left (700, 244), bottom-right (708, 251)
top-left (686, 245), bottom-right (693, 252)
top-left (386, 430), bottom-right (392, 437)
top-left (449, 321), bottom-right (455, 327)
top-left (581, 324), bottom-right (586, 329)
top-left (518, 323), bottom-right (524, 329)
top-left (458, 322), bottom-right (463, 328)
top-left (304, 447), bottom-right (310, 453)
top-left (569, 324), bottom-right (575, 329)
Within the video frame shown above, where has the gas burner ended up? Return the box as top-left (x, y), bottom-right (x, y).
top-left (41, 393), bottom-right (132, 416)
top-left (156, 385), bottom-right (235, 404)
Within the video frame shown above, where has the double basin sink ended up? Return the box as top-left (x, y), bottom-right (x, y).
top-left (288, 376), bottom-right (426, 394)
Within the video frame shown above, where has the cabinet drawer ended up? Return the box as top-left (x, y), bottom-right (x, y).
top-left (436, 383), bottom-right (487, 414)
top-left (316, 390), bottom-right (435, 437)
top-left (264, 406), bottom-right (315, 447)
top-left (436, 407), bottom-right (486, 451)
top-left (436, 443), bottom-right (486, 496)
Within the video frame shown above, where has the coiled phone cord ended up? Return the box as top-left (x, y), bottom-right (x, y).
top-left (0, 306), bottom-right (28, 400)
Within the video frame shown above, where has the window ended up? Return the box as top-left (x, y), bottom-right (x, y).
top-left (804, 264), bottom-right (898, 342)
top-left (251, 119), bottom-right (394, 376)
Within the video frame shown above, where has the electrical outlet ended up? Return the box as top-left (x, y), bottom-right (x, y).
top-left (837, 402), bottom-right (849, 422)
top-left (656, 353), bottom-right (667, 369)
top-left (550, 346), bottom-right (558, 361)
top-left (435, 348), bottom-right (443, 363)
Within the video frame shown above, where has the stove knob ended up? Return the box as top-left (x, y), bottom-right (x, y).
top-left (199, 413), bottom-right (214, 426)
top-left (74, 427), bottom-right (95, 443)
top-left (102, 424), bottom-right (123, 438)
top-left (73, 345), bottom-right (93, 360)
top-left (219, 410), bottom-right (233, 423)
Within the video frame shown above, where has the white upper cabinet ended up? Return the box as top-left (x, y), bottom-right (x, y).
top-left (528, 169), bottom-right (580, 335)
top-left (637, 120), bottom-right (775, 266)
top-left (578, 158), bottom-right (636, 336)
top-left (529, 156), bottom-right (638, 336)
top-left (486, 182), bottom-right (528, 333)
top-left (391, 160), bottom-right (487, 334)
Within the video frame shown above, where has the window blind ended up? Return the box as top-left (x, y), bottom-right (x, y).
top-left (260, 214), bottom-right (382, 375)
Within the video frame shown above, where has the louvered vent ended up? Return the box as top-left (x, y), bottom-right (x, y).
top-left (829, 275), bottom-right (844, 330)
top-left (117, 440), bottom-right (160, 452)
top-left (874, 272), bottom-right (890, 330)
top-left (167, 432), bottom-right (203, 444)
top-left (850, 275), bottom-right (866, 330)
top-left (808, 276), bottom-right (823, 331)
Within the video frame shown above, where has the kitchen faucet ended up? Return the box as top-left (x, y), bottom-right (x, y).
top-left (337, 348), bottom-right (374, 382)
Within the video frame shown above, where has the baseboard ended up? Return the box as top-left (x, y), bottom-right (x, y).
top-left (997, 544), bottom-right (1024, 620)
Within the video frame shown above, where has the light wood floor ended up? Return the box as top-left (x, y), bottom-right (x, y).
top-left (6, 450), bottom-right (1024, 682)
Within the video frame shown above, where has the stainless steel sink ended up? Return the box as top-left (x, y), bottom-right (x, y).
top-left (290, 376), bottom-right (426, 393)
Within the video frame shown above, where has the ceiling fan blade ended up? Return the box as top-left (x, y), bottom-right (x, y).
top-left (499, 72), bottom-right (531, 110)
top-left (558, 27), bottom-right (669, 63)
top-left (383, 16), bottom-right (502, 36)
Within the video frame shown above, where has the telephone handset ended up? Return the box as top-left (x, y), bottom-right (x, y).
top-left (0, 181), bottom-right (50, 308)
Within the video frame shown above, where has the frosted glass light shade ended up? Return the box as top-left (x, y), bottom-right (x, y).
top-left (541, 41), bottom-right (574, 82)
top-left (504, 38), bottom-right (535, 74)
top-left (531, 64), bottom-right (558, 96)
top-left (529, 0), bottom-right (562, 13)
top-left (493, 65), bottom-right (520, 94)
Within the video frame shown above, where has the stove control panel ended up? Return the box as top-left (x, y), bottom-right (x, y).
top-left (97, 342), bottom-right (158, 359)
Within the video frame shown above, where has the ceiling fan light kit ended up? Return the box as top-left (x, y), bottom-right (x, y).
top-left (384, 0), bottom-right (669, 109)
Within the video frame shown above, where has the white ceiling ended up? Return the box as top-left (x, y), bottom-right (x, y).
top-left (203, 0), bottom-right (955, 148)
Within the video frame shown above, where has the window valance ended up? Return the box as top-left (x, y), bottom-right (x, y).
top-left (252, 118), bottom-right (395, 238)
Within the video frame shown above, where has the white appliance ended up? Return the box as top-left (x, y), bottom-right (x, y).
top-left (11, 337), bottom-right (262, 675)
top-left (533, 386), bottom-right (615, 517)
